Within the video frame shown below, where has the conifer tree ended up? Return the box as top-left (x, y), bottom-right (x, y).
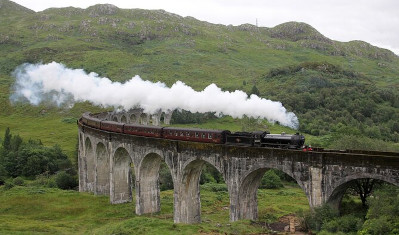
top-left (2, 127), bottom-right (11, 151)
top-left (250, 84), bottom-right (260, 96)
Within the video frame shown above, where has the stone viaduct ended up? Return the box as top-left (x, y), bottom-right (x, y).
top-left (78, 115), bottom-right (399, 224)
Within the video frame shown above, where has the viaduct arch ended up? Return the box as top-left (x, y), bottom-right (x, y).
top-left (78, 119), bottom-right (399, 224)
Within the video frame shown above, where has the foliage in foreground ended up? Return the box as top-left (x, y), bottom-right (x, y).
top-left (260, 169), bottom-right (284, 189)
top-left (0, 128), bottom-right (78, 190)
top-left (0, 183), bottom-right (310, 234)
top-left (359, 185), bottom-right (399, 235)
top-left (299, 184), bottom-right (399, 235)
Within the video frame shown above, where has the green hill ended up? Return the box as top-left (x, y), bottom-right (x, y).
top-left (0, 0), bottom-right (398, 155)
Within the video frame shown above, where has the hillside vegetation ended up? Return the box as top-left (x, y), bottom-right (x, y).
top-left (0, 0), bottom-right (399, 155)
top-left (1, 1), bottom-right (399, 234)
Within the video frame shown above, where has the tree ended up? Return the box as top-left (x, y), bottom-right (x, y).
top-left (249, 84), bottom-right (260, 96)
top-left (260, 169), bottom-right (283, 189)
top-left (360, 185), bottom-right (399, 234)
top-left (347, 179), bottom-right (381, 208)
top-left (2, 127), bottom-right (11, 151)
top-left (55, 171), bottom-right (78, 190)
top-left (159, 162), bottom-right (173, 191)
top-left (1, 128), bottom-right (73, 178)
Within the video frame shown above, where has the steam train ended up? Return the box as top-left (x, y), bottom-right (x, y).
top-left (79, 113), bottom-right (305, 149)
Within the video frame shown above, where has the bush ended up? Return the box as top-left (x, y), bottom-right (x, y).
top-left (0, 164), bottom-right (6, 185)
top-left (3, 181), bottom-right (14, 190)
top-left (1, 129), bottom-right (74, 178)
top-left (200, 183), bottom-right (228, 192)
top-left (55, 171), bottom-right (78, 190)
top-left (30, 174), bottom-right (57, 188)
top-left (159, 163), bottom-right (173, 191)
top-left (12, 176), bottom-right (24, 186)
top-left (360, 216), bottom-right (394, 235)
top-left (299, 204), bottom-right (339, 232)
top-left (360, 185), bottom-right (399, 235)
top-left (260, 170), bottom-right (283, 189)
top-left (200, 172), bottom-right (216, 184)
top-left (322, 214), bottom-right (363, 233)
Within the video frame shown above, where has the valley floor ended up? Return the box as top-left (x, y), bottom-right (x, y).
top-left (0, 183), bottom-right (309, 234)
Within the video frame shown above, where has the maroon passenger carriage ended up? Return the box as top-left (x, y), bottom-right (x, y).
top-left (124, 124), bottom-right (163, 138)
top-left (163, 127), bottom-right (230, 144)
top-left (81, 112), bottom-right (101, 129)
top-left (101, 120), bottom-right (123, 133)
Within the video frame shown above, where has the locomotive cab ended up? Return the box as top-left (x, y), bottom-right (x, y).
top-left (253, 131), bottom-right (269, 146)
top-left (291, 133), bottom-right (305, 148)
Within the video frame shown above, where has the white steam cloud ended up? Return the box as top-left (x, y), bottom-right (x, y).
top-left (11, 62), bottom-right (299, 129)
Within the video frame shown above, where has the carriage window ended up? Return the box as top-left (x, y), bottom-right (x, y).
top-left (201, 133), bottom-right (206, 138)
top-left (186, 132), bottom-right (190, 137)
top-left (195, 132), bottom-right (199, 138)
top-left (175, 131), bottom-right (178, 136)
top-left (208, 134), bottom-right (212, 139)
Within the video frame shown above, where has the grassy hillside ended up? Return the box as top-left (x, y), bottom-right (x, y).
top-left (0, 0), bottom-right (399, 157)
top-left (0, 184), bottom-right (309, 234)
top-left (0, 1), bottom-right (398, 234)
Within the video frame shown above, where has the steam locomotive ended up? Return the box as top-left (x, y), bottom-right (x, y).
top-left (79, 113), bottom-right (305, 149)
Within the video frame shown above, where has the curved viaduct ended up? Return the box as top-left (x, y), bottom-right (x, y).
top-left (78, 120), bottom-right (399, 224)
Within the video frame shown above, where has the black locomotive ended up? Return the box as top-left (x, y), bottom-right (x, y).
top-left (225, 131), bottom-right (305, 149)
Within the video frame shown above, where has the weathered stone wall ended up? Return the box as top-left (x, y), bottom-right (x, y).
top-left (78, 124), bottom-right (399, 224)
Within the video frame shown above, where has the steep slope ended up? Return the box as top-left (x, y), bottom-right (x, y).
top-left (0, 0), bottom-right (34, 16)
top-left (0, 1), bottom-right (398, 150)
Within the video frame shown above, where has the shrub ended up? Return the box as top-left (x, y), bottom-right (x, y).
top-left (0, 164), bottom-right (7, 185)
top-left (159, 162), bottom-right (173, 191)
top-left (360, 185), bottom-right (399, 235)
top-left (201, 183), bottom-right (228, 192)
top-left (260, 170), bottom-right (283, 189)
top-left (200, 172), bottom-right (216, 184)
top-left (31, 174), bottom-right (57, 188)
top-left (12, 176), bottom-right (24, 186)
top-left (360, 215), bottom-right (394, 235)
top-left (322, 214), bottom-right (363, 233)
top-left (55, 171), bottom-right (78, 190)
top-left (3, 181), bottom-right (14, 190)
top-left (299, 204), bottom-right (339, 232)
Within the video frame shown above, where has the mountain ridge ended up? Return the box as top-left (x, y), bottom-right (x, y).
top-left (0, 0), bottom-right (34, 15)
top-left (1, 0), bottom-right (396, 61)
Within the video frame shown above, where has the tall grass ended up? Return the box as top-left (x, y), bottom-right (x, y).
top-left (0, 183), bottom-right (309, 234)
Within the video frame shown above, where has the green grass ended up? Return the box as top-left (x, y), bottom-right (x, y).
top-left (0, 184), bottom-right (310, 234)
top-left (0, 114), bottom-right (78, 156)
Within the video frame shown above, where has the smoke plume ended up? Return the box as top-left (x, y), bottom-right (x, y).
top-left (11, 62), bottom-right (299, 129)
